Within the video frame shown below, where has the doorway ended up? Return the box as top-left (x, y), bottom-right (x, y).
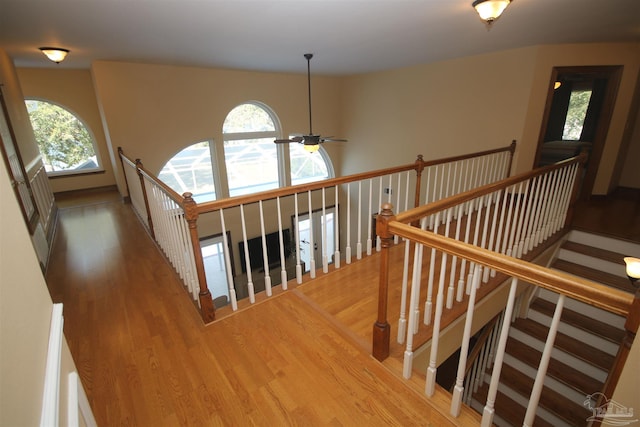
top-left (534, 66), bottom-right (622, 199)
top-left (295, 206), bottom-right (336, 273)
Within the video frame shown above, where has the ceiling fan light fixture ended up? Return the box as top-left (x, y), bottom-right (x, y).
top-left (472, 0), bottom-right (511, 26)
top-left (39, 47), bottom-right (69, 63)
top-left (303, 144), bottom-right (320, 153)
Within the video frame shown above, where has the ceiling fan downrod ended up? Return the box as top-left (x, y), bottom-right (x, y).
top-left (305, 53), bottom-right (313, 135)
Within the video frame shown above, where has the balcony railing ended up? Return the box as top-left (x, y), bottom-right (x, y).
top-left (373, 152), bottom-right (639, 425)
top-left (118, 142), bottom-right (515, 323)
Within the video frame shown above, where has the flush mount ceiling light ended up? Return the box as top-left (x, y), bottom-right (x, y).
top-left (39, 47), bottom-right (69, 64)
top-left (472, 0), bottom-right (512, 28)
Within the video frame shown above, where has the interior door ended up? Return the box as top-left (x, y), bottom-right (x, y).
top-left (297, 207), bottom-right (335, 273)
top-left (0, 88), bottom-right (39, 233)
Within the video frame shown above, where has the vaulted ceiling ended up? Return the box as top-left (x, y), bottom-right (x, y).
top-left (1, 0), bottom-right (639, 75)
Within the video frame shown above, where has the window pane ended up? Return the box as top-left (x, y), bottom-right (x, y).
top-left (290, 143), bottom-right (330, 185)
top-left (562, 90), bottom-right (592, 140)
top-left (25, 100), bottom-right (99, 173)
top-left (224, 138), bottom-right (278, 196)
top-left (159, 141), bottom-right (216, 202)
top-left (223, 103), bottom-right (276, 133)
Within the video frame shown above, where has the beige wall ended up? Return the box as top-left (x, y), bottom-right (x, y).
top-left (17, 68), bottom-right (117, 193)
top-left (91, 61), bottom-right (344, 196)
top-left (341, 42), bottom-right (640, 195)
top-left (340, 46), bottom-right (537, 176)
top-left (519, 42), bottom-right (640, 194)
top-left (0, 49), bottom-right (80, 426)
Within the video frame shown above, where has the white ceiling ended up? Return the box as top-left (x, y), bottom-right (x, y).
top-left (1, 0), bottom-right (639, 75)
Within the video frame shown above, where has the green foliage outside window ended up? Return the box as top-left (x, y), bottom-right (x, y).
top-left (25, 100), bottom-right (97, 172)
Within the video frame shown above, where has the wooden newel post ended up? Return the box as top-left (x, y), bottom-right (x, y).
top-left (566, 151), bottom-right (588, 227)
top-left (117, 147), bottom-right (132, 204)
top-left (413, 155), bottom-right (425, 209)
top-left (506, 140), bottom-right (517, 177)
top-left (135, 159), bottom-right (155, 239)
top-left (372, 202), bottom-right (395, 361)
top-left (183, 193), bottom-right (216, 323)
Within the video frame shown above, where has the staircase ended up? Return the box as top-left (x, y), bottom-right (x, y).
top-left (469, 230), bottom-right (638, 426)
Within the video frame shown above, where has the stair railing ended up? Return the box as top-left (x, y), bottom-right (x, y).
top-left (374, 153), bottom-right (638, 425)
top-left (119, 143), bottom-right (515, 322)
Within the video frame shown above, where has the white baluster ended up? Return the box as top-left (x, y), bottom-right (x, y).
top-left (239, 204), bottom-right (255, 303)
top-left (334, 185), bottom-right (340, 269)
top-left (367, 179), bottom-right (373, 256)
top-left (523, 294), bottom-right (565, 427)
top-left (424, 214), bottom-right (439, 325)
top-left (219, 209), bottom-right (238, 310)
top-left (357, 181), bottom-right (363, 260)
top-left (450, 265), bottom-right (482, 416)
top-left (346, 183), bottom-right (352, 264)
top-left (258, 200), bottom-right (272, 297)
top-left (322, 188), bottom-right (328, 274)
top-left (425, 239), bottom-right (451, 397)
top-left (307, 191), bottom-right (316, 279)
top-left (276, 197), bottom-right (288, 290)
top-left (294, 193), bottom-right (303, 284)
top-left (397, 238), bottom-right (411, 344)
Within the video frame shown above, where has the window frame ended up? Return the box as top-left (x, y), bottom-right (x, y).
top-left (25, 98), bottom-right (104, 177)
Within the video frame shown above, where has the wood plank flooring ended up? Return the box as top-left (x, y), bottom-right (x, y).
top-left (45, 193), bottom-right (475, 426)
top-left (45, 186), bottom-right (638, 426)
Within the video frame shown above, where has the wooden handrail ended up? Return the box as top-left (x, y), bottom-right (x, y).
top-left (195, 143), bottom-right (516, 215)
top-left (387, 223), bottom-right (634, 316)
top-left (395, 152), bottom-right (586, 226)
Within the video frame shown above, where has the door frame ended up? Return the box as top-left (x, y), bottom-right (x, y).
top-left (533, 65), bottom-right (623, 199)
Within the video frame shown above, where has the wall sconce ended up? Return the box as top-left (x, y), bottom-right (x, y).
top-left (472, 0), bottom-right (512, 28)
top-left (39, 47), bottom-right (69, 64)
top-left (554, 81), bottom-right (562, 90)
top-left (624, 257), bottom-right (640, 288)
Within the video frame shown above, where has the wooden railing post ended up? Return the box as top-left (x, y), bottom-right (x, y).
top-left (413, 154), bottom-right (425, 209)
top-left (135, 159), bottom-right (155, 239)
top-left (117, 147), bottom-right (132, 204)
top-left (372, 202), bottom-right (395, 361)
top-left (506, 140), bottom-right (517, 177)
top-left (183, 193), bottom-right (216, 323)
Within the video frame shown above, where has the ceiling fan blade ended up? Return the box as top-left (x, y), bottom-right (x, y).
top-left (274, 136), bottom-right (304, 144)
top-left (320, 137), bottom-right (348, 143)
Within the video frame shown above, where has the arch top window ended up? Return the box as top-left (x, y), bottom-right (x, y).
top-left (25, 99), bottom-right (101, 175)
top-left (223, 103), bottom-right (276, 134)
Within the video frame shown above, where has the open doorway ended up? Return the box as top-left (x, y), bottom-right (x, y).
top-left (534, 66), bottom-right (622, 199)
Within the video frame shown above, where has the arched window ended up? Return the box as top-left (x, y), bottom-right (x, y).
top-left (158, 102), bottom-right (335, 200)
top-left (25, 99), bottom-right (101, 175)
top-left (223, 103), bottom-right (280, 197)
top-left (158, 141), bottom-right (216, 203)
top-left (289, 143), bottom-right (333, 185)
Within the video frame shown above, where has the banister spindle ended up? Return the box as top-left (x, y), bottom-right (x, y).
top-left (322, 188), bottom-right (329, 273)
top-left (334, 185), bottom-right (340, 269)
top-left (346, 183), bottom-right (352, 264)
top-left (258, 200), bottom-right (272, 297)
top-left (308, 190), bottom-right (316, 279)
top-left (367, 179), bottom-right (373, 256)
top-left (276, 196), bottom-right (288, 289)
top-left (239, 204), bottom-right (255, 304)
top-left (357, 181), bottom-right (363, 260)
top-left (219, 209), bottom-right (238, 310)
top-left (481, 278), bottom-right (519, 427)
top-left (294, 193), bottom-right (303, 284)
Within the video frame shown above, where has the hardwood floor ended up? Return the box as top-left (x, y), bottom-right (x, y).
top-left (46, 186), bottom-right (638, 426)
top-left (46, 191), bottom-right (477, 426)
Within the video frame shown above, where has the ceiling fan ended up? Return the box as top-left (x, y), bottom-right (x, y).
top-left (274, 53), bottom-right (347, 152)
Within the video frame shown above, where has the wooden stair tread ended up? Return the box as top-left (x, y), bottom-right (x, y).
top-left (473, 381), bottom-right (555, 427)
top-left (561, 240), bottom-right (628, 265)
top-left (505, 337), bottom-right (603, 396)
top-left (552, 259), bottom-right (635, 293)
top-left (497, 363), bottom-right (591, 426)
top-left (530, 298), bottom-right (625, 344)
top-left (512, 318), bottom-right (615, 371)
